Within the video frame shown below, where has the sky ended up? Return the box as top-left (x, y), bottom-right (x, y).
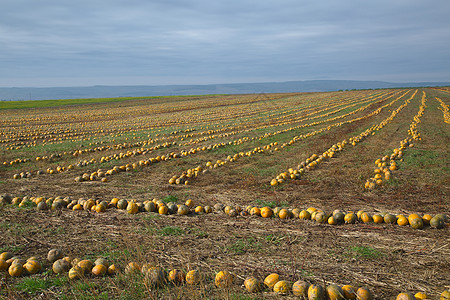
top-left (1, 0), bottom-right (450, 87)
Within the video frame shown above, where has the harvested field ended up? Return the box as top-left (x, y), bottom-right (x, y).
top-left (0, 88), bottom-right (449, 299)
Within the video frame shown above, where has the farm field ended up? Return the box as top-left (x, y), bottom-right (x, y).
top-left (0, 88), bottom-right (449, 299)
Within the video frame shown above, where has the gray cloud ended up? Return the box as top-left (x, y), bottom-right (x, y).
top-left (1, 0), bottom-right (449, 87)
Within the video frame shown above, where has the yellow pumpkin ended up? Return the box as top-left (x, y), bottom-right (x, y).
top-left (68, 265), bottom-right (83, 280)
top-left (126, 201), bottom-right (139, 214)
top-left (308, 284), bottom-right (325, 300)
top-left (397, 215), bottom-right (409, 226)
top-left (372, 214), bottom-right (384, 224)
top-left (396, 292), bottom-right (415, 300)
top-left (250, 207), bottom-right (261, 216)
top-left (441, 290), bottom-right (450, 300)
top-left (326, 284), bottom-right (345, 300)
top-left (356, 287), bottom-right (373, 300)
top-left (264, 273), bottom-right (279, 289)
top-left (9, 263), bottom-right (24, 277)
top-left (215, 270), bottom-right (233, 288)
top-left (185, 270), bottom-right (201, 285)
top-left (273, 280), bottom-right (290, 295)
top-left (414, 292), bottom-right (429, 299)
top-left (299, 210), bottom-right (311, 220)
top-left (168, 269), bottom-right (185, 284)
top-left (158, 205), bottom-right (168, 215)
top-left (361, 212), bottom-right (372, 223)
top-left (344, 213), bottom-right (356, 224)
top-left (107, 264), bottom-right (116, 275)
top-left (0, 259), bottom-right (9, 271)
top-left (77, 259), bottom-right (94, 274)
top-left (292, 280), bottom-right (310, 297)
top-left (260, 207), bottom-right (273, 218)
top-left (244, 277), bottom-right (263, 293)
top-left (278, 209), bottom-right (291, 219)
top-left (125, 262), bottom-right (141, 274)
top-left (92, 264), bottom-right (107, 276)
top-left (342, 285), bottom-right (357, 299)
top-left (23, 260), bottom-right (42, 275)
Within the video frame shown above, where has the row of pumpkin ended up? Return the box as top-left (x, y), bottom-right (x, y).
top-left (1, 250), bottom-right (448, 299)
top-left (1, 194), bottom-right (447, 230)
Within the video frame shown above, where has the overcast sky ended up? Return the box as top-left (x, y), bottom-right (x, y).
top-left (1, 0), bottom-right (449, 87)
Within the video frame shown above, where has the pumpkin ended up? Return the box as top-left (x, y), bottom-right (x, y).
top-left (430, 216), bottom-right (445, 229)
top-left (307, 207), bottom-right (317, 215)
top-left (410, 217), bottom-right (424, 229)
top-left (273, 280), bottom-right (290, 295)
top-left (144, 201), bottom-right (157, 212)
top-left (422, 214), bottom-right (432, 225)
top-left (94, 258), bottom-right (109, 269)
top-left (344, 213), bottom-right (357, 224)
top-left (125, 262), bottom-right (141, 275)
top-left (228, 209), bottom-right (238, 217)
top-left (83, 199), bottom-right (95, 210)
top-left (414, 292), bottom-right (429, 299)
top-left (292, 280), bottom-right (310, 297)
top-left (117, 199), bottom-right (128, 209)
top-left (8, 263), bottom-right (24, 277)
top-left (185, 270), bottom-right (201, 285)
top-left (178, 204), bottom-right (190, 215)
top-left (127, 201), bottom-right (139, 214)
top-left (95, 202), bottom-right (107, 213)
top-left (77, 259), bottom-right (94, 274)
top-left (53, 259), bottom-right (71, 274)
top-left (342, 285), bottom-right (357, 299)
top-left (397, 215), bottom-right (409, 226)
top-left (23, 260), bottom-right (42, 275)
top-left (0, 259), bottom-right (9, 271)
top-left (158, 205), bottom-right (168, 215)
top-left (0, 252), bottom-right (13, 261)
top-left (244, 277), bottom-right (263, 293)
top-left (315, 212), bottom-right (328, 224)
top-left (396, 292), bottom-right (415, 300)
top-left (278, 209), bottom-right (291, 219)
top-left (47, 249), bottom-right (63, 263)
top-left (384, 213), bottom-right (397, 224)
top-left (260, 207), bottom-right (273, 218)
top-left (92, 264), bottom-right (107, 276)
top-left (143, 267), bottom-right (166, 287)
top-left (361, 212), bottom-right (372, 223)
top-left (185, 199), bottom-right (194, 208)
top-left (328, 216), bottom-right (337, 225)
top-left (408, 213), bottom-right (421, 223)
top-left (204, 206), bottom-right (212, 214)
top-left (167, 203), bottom-right (178, 214)
top-left (264, 273), bottom-right (279, 289)
top-left (37, 201), bottom-right (48, 210)
top-left (215, 270), bottom-right (233, 288)
top-left (194, 206), bottom-right (204, 214)
top-left (168, 269), bottom-right (185, 284)
top-left (326, 284), bottom-right (345, 300)
top-left (292, 208), bottom-right (301, 218)
top-left (107, 264), bottom-right (116, 275)
top-left (250, 207), bottom-right (261, 216)
top-left (441, 290), bottom-right (450, 299)
top-left (299, 210), bottom-right (311, 220)
top-left (356, 287), bottom-right (373, 300)
top-left (333, 212), bottom-right (345, 224)
top-left (69, 265), bottom-right (83, 280)
top-left (372, 214), bottom-right (384, 224)
top-left (308, 284), bottom-right (325, 300)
